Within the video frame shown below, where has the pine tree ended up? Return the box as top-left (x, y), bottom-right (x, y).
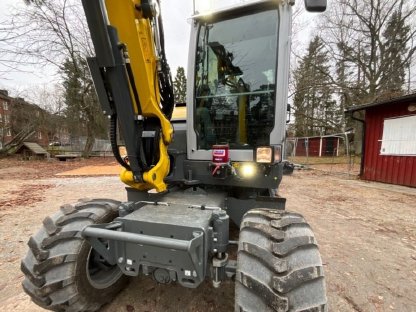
top-left (380, 9), bottom-right (411, 95)
top-left (62, 57), bottom-right (107, 157)
top-left (293, 36), bottom-right (340, 137)
top-left (173, 67), bottom-right (187, 103)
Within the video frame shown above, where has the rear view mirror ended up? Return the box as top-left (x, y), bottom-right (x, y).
top-left (304, 0), bottom-right (327, 12)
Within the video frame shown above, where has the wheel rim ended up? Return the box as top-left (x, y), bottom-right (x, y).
top-left (86, 247), bottom-right (123, 289)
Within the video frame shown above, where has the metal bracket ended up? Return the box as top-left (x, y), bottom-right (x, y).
top-left (82, 223), bottom-right (193, 251)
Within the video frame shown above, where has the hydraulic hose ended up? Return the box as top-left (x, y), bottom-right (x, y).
top-left (110, 114), bottom-right (131, 171)
top-left (157, 0), bottom-right (175, 119)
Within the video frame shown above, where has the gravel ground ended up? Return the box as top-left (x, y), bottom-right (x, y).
top-left (0, 159), bottom-right (415, 312)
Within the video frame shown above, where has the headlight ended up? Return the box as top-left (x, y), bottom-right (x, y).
top-left (273, 145), bottom-right (282, 163)
top-left (256, 147), bottom-right (273, 163)
top-left (240, 163), bottom-right (256, 178)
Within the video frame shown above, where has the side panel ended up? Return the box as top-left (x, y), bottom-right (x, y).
top-left (270, 3), bottom-right (291, 148)
top-left (186, 21), bottom-right (199, 159)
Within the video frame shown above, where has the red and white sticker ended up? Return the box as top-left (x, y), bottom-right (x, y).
top-left (213, 149), bottom-right (225, 157)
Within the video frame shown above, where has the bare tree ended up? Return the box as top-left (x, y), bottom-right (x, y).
top-left (0, 6), bottom-right (36, 75)
top-left (31, 83), bottom-right (65, 115)
top-left (321, 0), bottom-right (416, 105)
top-left (300, 0), bottom-right (416, 153)
top-left (288, 3), bottom-right (310, 104)
top-left (8, 0), bottom-right (93, 68)
top-left (2, 0), bottom-right (106, 157)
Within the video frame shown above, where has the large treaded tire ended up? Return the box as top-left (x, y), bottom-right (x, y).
top-left (21, 199), bottom-right (128, 312)
top-left (235, 209), bottom-right (327, 312)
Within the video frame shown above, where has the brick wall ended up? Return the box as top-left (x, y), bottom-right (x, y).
top-left (0, 89), bottom-right (55, 149)
top-left (0, 90), bottom-right (12, 147)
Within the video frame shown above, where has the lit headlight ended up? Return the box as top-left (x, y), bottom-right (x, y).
top-left (240, 163), bottom-right (256, 178)
top-left (256, 147), bottom-right (273, 163)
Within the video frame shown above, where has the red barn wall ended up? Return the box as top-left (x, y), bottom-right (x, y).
top-left (363, 101), bottom-right (416, 187)
top-left (295, 138), bottom-right (306, 156)
top-left (295, 137), bottom-right (340, 157)
top-left (295, 138), bottom-right (320, 156)
top-left (322, 137), bottom-right (340, 156)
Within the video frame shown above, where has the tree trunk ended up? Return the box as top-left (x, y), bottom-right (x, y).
top-left (82, 126), bottom-right (95, 158)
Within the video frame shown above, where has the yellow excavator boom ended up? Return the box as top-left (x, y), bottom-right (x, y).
top-left (101, 0), bottom-right (173, 192)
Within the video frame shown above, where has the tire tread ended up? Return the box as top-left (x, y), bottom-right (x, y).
top-left (21, 199), bottom-right (125, 312)
top-left (235, 209), bottom-right (327, 312)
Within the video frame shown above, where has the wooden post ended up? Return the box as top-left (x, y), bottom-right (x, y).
top-left (319, 137), bottom-right (323, 157)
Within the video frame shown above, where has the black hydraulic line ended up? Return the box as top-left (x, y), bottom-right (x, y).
top-left (159, 66), bottom-right (175, 119)
top-left (138, 0), bottom-right (153, 19)
top-left (143, 118), bottom-right (162, 166)
top-left (157, 0), bottom-right (175, 119)
top-left (124, 57), bottom-right (149, 170)
top-left (110, 114), bottom-right (131, 171)
top-left (124, 58), bottom-right (143, 116)
top-left (138, 141), bottom-right (149, 171)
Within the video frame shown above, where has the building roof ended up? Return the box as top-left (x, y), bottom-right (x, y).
top-left (345, 92), bottom-right (416, 114)
top-left (0, 90), bottom-right (11, 101)
top-left (17, 142), bottom-right (48, 155)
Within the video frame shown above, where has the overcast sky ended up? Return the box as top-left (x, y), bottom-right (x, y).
top-left (0, 0), bottom-right (194, 99)
top-left (0, 0), bottom-right (315, 101)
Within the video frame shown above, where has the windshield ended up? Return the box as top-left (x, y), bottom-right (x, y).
top-left (194, 9), bottom-right (278, 150)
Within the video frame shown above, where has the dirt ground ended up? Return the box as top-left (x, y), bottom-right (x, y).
top-left (0, 157), bottom-right (415, 312)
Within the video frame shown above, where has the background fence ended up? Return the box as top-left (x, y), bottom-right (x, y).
top-left (47, 134), bottom-right (362, 177)
top-left (47, 138), bottom-right (113, 157)
top-left (285, 133), bottom-right (361, 177)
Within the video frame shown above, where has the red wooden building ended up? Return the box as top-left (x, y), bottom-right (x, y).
top-left (292, 135), bottom-right (341, 157)
top-left (346, 93), bottom-right (416, 187)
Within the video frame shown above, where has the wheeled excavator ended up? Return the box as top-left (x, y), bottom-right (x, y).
top-left (21, 0), bottom-right (328, 311)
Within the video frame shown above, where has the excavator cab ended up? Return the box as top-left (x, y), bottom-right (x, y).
top-left (188, 1), bottom-right (286, 160)
top-left (21, 1), bottom-right (328, 311)
top-left (160, 1), bottom-right (293, 191)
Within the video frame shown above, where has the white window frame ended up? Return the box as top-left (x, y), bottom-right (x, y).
top-left (6, 128), bottom-right (11, 137)
top-left (379, 115), bottom-right (416, 156)
top-left (3, 101), bottom-right (8, 111)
